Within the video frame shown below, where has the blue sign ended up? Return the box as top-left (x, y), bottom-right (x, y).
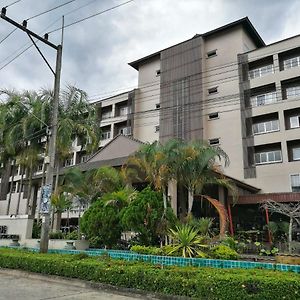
top-left (40, 184), bottom-right (52, 214)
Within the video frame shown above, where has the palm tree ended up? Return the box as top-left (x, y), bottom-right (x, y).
top-left (125, 141), bottom-right (172, 215)
top-left (0, 90), bottom-right (49, 216)
top-left (40, 85), bottom-right (100, 230)
top-left (126, 139), bottom-right (237, 237)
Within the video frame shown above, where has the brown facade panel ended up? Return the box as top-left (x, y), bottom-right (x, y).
top-left (231, 192), bottom-right (300, 205)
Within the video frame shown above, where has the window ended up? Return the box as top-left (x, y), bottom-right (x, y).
top-left (248, 64), bottom-right (274, 79)
top-left (250, 91), bottom-right (277, 107)
top-left (291, 174), bottom-right (300, 192)
top-left (80, 155), bottom-right (89, 163)
top-left (11, 182), bottom-right (17, 193)
top-left (286, 86), bottom-right (300, 99)
top-left (207, 50), bottom-right (217, 58)
top-left (155, 125), bottom-right (160, 132)
top-left (156, 70), bottom-right (161, 76)
top-left (209, 138), bottom-right (220, 146)
top-left (255, 150), bottom-right (282, 165)
top-left (208, 112), bottom-right (219, 120)
top-left (290, 116), bottom-right (300, 128)
top-left (208, 87), bottom-right (218, 95)
top-left (37, 164), bottom-right (43, 172)
top-left (119, 127), bottom-right (132, 136)
top-left (119, 106), bottom-right (128, 116)
top-left (292, 147), bottom-right (300, 161)
top-left (64, 158), bottom-right (74, 167)
top-left (101, 131), bottom-right (111, 140)
top-left (101, 111), bottom-right (112, 120)
top-left (252, 120), bottom-right (279, 135)
top-left (284, 56), bottom-right (300, 70)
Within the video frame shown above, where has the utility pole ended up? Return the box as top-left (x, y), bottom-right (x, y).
top-left (0, 7), bottom-right (63, 253)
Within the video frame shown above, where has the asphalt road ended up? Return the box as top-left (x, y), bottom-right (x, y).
top-left (0, 269), bottom-right (157, 300)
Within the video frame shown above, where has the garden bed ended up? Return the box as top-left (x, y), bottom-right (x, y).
top-left (0, 248), bottom-right (300, 300)
top-left (2, 246), bottom-right (300, 273)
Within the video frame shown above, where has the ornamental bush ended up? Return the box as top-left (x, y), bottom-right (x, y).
top-left (121, 187), bottom-right (176, 246)
top-left (210, 245), bottom-right (240, 260)
top-left (0, 248), bottom-right (300, 300)
top-left (80, 199), bottom-right (122, 248)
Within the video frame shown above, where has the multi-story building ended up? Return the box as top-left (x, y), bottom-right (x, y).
top-left (1, 16), bottom-right (300, 237)
top-left (128, 17), bottom-right (300, 230)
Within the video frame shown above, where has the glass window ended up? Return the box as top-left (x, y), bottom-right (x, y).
top-left (284, 56), bottom-right (300, 70)
top-left (292, 148), bottom-right (300, 160)
top-left (291, 174), bottom-right (300, 192)
top-left (101, 131), bottom-right (111, 140)
top-left (101, 111), bottom-right (112, 120)
top-left (251, 92), bottom-right (277, 107)
top-left (252, 120), bottom-right (279, 135)
top-left (286, 86), bottom-right (300, 99)
top-left (290, 116), bottom-right (300, 128)
top-left (255, 150), bottom-right (282, 164)
top-left (248, 64), bottom-right (274, 79)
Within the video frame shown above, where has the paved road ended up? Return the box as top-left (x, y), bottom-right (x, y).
top-left (0, 269), bottom-right (157, 300)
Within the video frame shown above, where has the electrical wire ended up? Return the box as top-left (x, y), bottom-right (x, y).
top-left (26, 0), bottom-right (77, 21)
top-left (47, 0), bottom-right (134, 34)
top-left (4, 0), bottom-right (21, 8)
top-left (0, 28), bottom-right (17, 44)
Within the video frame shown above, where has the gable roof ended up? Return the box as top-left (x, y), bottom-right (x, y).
top-left (129, 17), bottom-right (265, 70)
top-left (87, 134), bottom-right (144, 163)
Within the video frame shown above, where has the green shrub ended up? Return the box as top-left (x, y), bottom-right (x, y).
top-left (130, 245), bottom-right (163, 256)
top-left (88, 236), bottom-right (103, 248)
top-left (161, 245), bottom-right (181, 257)
top-left (121, 187), bottom-right (176, 246)
top-left (210, 245), bottom-right (240, 260)
top-left (64, 231), bottom-right (78, 240)
top-left (49, 231), bottom-right (65, 239)
top-left (80, 198), bottom-right (122, 248)
top-left (0, 248), bottom-right (299, 300)
top-left (72, 252), bottom-right (89, 260)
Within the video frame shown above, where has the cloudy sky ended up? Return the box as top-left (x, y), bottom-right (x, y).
top-left (0, 0), bottom-right (299, 101)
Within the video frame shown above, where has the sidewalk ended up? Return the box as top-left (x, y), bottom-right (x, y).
top-left (0, 269), bottom-right (158, 300)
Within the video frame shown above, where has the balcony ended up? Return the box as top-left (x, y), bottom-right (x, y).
top-left (248, 56), bottom-right (274, 80)
top-left (249, 112), bottom-right (279, 136)
top-left (246, 84), bottom-right (278, 108)
top-left (279, 47), bottom-right (300, 71)
top-left (281, 77), bottom-right (300, 101)
top-left (284, 108), bottom-right (300, 130)
top-left (250, 142), bottom-right (282, 166)
top-left (287, 140), bottom-right (300, 162)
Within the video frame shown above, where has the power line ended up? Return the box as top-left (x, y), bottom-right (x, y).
top-left (88, 42), bottom-right (300, 100)
top-left (4, 0), bottom-right (21, 8)
top-left (0, 28), bottom-right (17, 44)
top-left (47, 0), bottom-right (135, 34)
top-left (26, 0), bottom-right (77, 21)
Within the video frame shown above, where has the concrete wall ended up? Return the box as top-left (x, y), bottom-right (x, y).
top-left (0, 215), bottom-right (33, 241)
top-left (133, 58), bottom-right (160, 142)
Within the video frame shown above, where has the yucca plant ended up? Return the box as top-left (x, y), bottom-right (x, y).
top-left (167, 224), bottom-right (208, 258)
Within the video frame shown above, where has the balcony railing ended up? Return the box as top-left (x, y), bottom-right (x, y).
top-left (248, 64), bottom-right (274, 79)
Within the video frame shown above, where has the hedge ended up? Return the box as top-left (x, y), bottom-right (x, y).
top-left (0, 248), bottom-right (300, 299)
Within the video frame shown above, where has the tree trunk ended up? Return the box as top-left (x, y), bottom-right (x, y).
top-left (16, 168), bottom-right (24, 215)
top-left (188, 189), bottom-right (194, 213)
top-left (6, 160), bottom-right (15, 215)
top-left (288, 216), bottom-right (293, 254)
top-left (162, 191), bottom-right (167, 215)
top-left (78, 205), bottom-right (82, 240)
top-left (54, 158), bottom-right (60, 192)
top-left (53, 211), bottom-right (62, 232)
